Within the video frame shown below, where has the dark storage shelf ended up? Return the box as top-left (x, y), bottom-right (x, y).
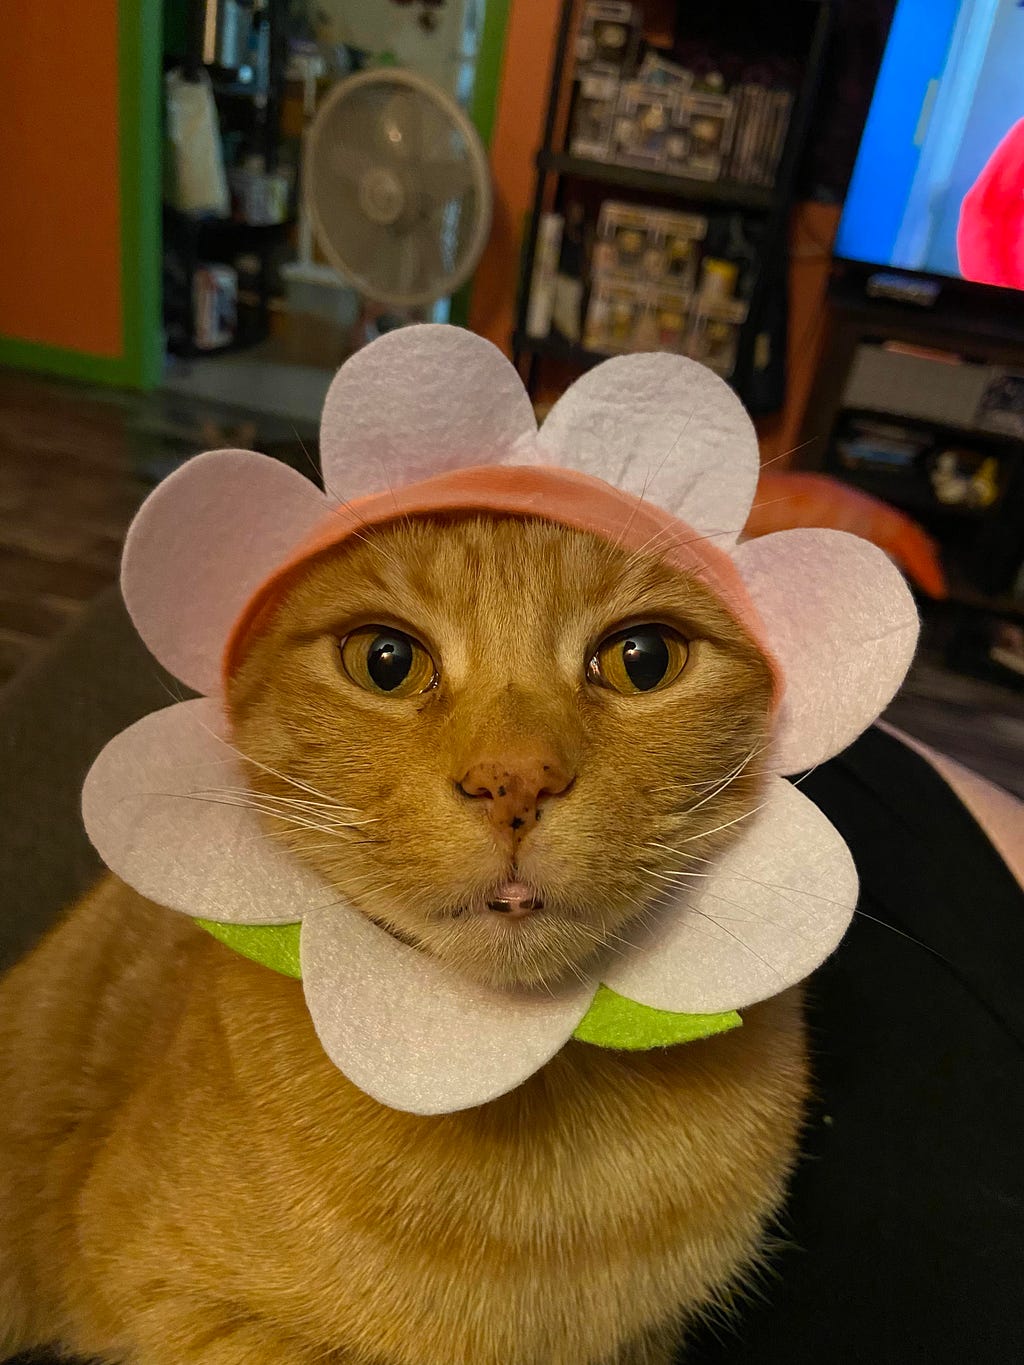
top-left (514, 330), bottom-right (738, 381)
top-left (513, 0), bottom-right (833, 409)
top-left (164, 208), bottom-right (297, 238)
top-left (538, 150), bottom-right (778, 213)
top-left (166, 323), bottom-right (271, 361)
top-left (512, 331), bottom-right (609, 371)
top-left (829, 464), bottom-right (1001, 524)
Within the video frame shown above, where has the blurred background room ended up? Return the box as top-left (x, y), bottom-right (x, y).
top-left (0, 0), bottom-right (1022, 790)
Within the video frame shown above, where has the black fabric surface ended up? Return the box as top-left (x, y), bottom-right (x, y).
top-left (0, 588), bottom-right (185, 975)
top-left (2, 594), bottom-right (1022, 1363)
top-left (687, 729), bottom-right (1024, 1363)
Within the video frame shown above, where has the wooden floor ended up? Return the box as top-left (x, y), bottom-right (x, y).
top-left (0, 367), bottom-right (315, 688)
top-left (0, 363), bottom-right (1021, 794)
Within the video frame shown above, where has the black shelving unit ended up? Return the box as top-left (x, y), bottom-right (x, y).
top-left (164, 0), bottom-right (293, 358)
top-left (513, 0), bottom-right (832, 410)
top-left (537, 150), bottom-right (779, 213)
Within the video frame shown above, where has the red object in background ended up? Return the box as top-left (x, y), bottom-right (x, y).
top-left (745, 472), bottom-right (947, 599)
top-left (957, 118), bottom-right (1024, 291)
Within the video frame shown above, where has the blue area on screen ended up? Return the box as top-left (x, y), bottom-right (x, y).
top-left (836, 0), bottom-right (1024, 289)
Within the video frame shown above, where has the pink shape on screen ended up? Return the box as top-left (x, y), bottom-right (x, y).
top-left (957, 118), bottom-right (1024, 291)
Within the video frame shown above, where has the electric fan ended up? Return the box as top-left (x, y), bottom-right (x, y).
top-left (299, 67), bottom-right (493, 312)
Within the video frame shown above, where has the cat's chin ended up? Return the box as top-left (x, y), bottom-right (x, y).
top-left (406, 906), bottom-right (613, 994)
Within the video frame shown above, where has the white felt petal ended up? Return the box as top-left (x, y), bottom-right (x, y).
top-left (301, 904), bottom-right (595, 1115)
top-left (733, 529), bottom-right (919, 774)
top-left (82, 698), bottom-right (328, 925)
top-left (603, 777), bottom-right (857, 1014)
top-left (319, 323), bottom-right (538, 498)
top-left (122, 449), bottom-right (329, 695)
top-left (537, 353), bottom-right (759, 541)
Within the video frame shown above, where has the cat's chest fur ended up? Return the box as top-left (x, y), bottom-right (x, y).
top-left (93, 931), bottom-right (803, 1361)
top-left (3, 882), bottom-right (806, 1365)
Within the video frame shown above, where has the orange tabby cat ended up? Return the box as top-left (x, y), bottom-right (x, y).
top-left (0, 515), bottom-right (807, 1365)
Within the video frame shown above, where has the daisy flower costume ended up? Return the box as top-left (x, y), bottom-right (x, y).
top-left (82, 325), bottom-right (919, 1115)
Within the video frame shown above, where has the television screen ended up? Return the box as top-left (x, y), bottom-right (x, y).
top-left (836, 0), bottom-right (1024, 293)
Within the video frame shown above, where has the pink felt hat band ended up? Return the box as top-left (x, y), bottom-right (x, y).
top-left (223, 462), bottom-right (781, 699)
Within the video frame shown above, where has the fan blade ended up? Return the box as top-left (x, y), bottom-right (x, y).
top-left (329, 142), bottom-right (374, 186)
top-left (417, 98), bottom-right (456, 159)
top-left (413, 231), bottom-right (447, 293)
top-left (421, 157), bottom-right (474, 209)
top-left (330, 214), bottom-right (382, 280)
top-left (396, 236), bottom-right (420, 296)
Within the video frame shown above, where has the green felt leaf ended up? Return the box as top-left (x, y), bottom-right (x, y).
top-left (572, 985), bottom-right (741, 1050)
top-left (195, 926), bottom-right (741, 1053)
top-left (197, 920), bottom-right (302, 979)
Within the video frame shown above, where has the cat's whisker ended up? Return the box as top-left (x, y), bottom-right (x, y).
top-left (617, 510), bottom-right (760, 576)
top-left (646, 765), bottom-right (775, 796)
top-left (186, 791), bottom-right (376, 832)
top-left (639, 866), bottom-right (824, 951)
top-left (307, 881), bottom-right (401, 917)
top-left (183, 709), bottom-right (363, 811)
top-left (758, 433), bottom-right (823, 469)
top-left (642, 866), bottom-right (715, 883)
top-left (678, 798), bottom-right (771, 846)
top-left (162, 792), bottom-right (375, 847)
top-left (198, 785), bottom-right (373, 824)
top-left (678, 742), bottom-right (769, 819)
top-left (682, 901), bottom-right (785, 977)
top-left (610, 411), bottom-right (695, 553)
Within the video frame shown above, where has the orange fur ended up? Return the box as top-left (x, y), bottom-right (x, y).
top-left (0, 515), bottom-right (808, 1363)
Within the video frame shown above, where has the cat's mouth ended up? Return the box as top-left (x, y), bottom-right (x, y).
top-left (461, 878), bottom-right (544, 921)
top-left (362, 875), bottom-right (620, 991)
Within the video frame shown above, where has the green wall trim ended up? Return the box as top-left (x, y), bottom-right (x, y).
top-left (119, 0), bottom-right (164, 389)
top-left (450, 0), bottom-right (513, 329)
top-left (0, 1), bottom-right (163, 390)
top-left (469, 0), bottom-right (513, 150)
top-left (0, 337), bottom-right (139, 387)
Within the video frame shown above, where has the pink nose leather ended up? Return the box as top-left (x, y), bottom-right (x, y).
top-left (458, 754), bottom-right (573, 854)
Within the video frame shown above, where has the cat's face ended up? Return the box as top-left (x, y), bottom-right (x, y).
top-left (228, 515), bottom-right (773, 990)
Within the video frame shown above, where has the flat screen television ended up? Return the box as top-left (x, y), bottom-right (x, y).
top-left (835, 0), bottom-right (1024, 299)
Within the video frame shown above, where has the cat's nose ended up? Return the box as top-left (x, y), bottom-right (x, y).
top-left (456, 753), bottom-right (573, 853)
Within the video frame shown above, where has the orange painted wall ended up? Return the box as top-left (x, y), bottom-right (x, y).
top-left (0, 1), bottom-right (123, 357)
top-left (469, 0), bottom-right (565, 351)
top-left (755, 202), bottom-right (842, 466)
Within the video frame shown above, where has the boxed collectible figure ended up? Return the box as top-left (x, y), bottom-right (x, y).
top-left (655, 214), bottom-right (706, 291)
top-left (570, 71), bottom-right (620, 159)
top-left (650, 285), bottom-right (694, 353)
top-left (670, 93), bottom-right (736, 180)
top-left (593, 203), bottom-right (707, 293)
top-left (593, 204), bottom-right (661, 278)
top-left (611, 81), bottom-right (679, 169)
top-left (638, 52), bottom-right (694, 92)
top-left (689, 296), bottom-right (748, 375)
top-left (575, 1), bottom-right (641, 75)
top-left (584, 279), bottom-right (650, 353)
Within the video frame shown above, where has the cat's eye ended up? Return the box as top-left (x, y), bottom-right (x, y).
top-left (340, 626), bottom-right (437, 697)
top-left (587, 624), bottom-right (689, 695)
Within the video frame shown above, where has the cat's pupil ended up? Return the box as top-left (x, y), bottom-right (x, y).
top-left (367, 634), bottom-right (413, 691)
top-left (622, 629), bottom-right (669, 691)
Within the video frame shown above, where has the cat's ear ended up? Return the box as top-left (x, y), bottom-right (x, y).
top-left (318, 324), bottom-right (537, 499)
top-left (537, 353), bottom-right (759, 544)
top-left (733, 528), bottom-right (920, 774)
top-left (122, 450), bottom-right (329, 695)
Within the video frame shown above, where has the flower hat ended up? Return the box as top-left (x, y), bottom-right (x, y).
top-left (82, 325), bottom-right (918, 1116)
